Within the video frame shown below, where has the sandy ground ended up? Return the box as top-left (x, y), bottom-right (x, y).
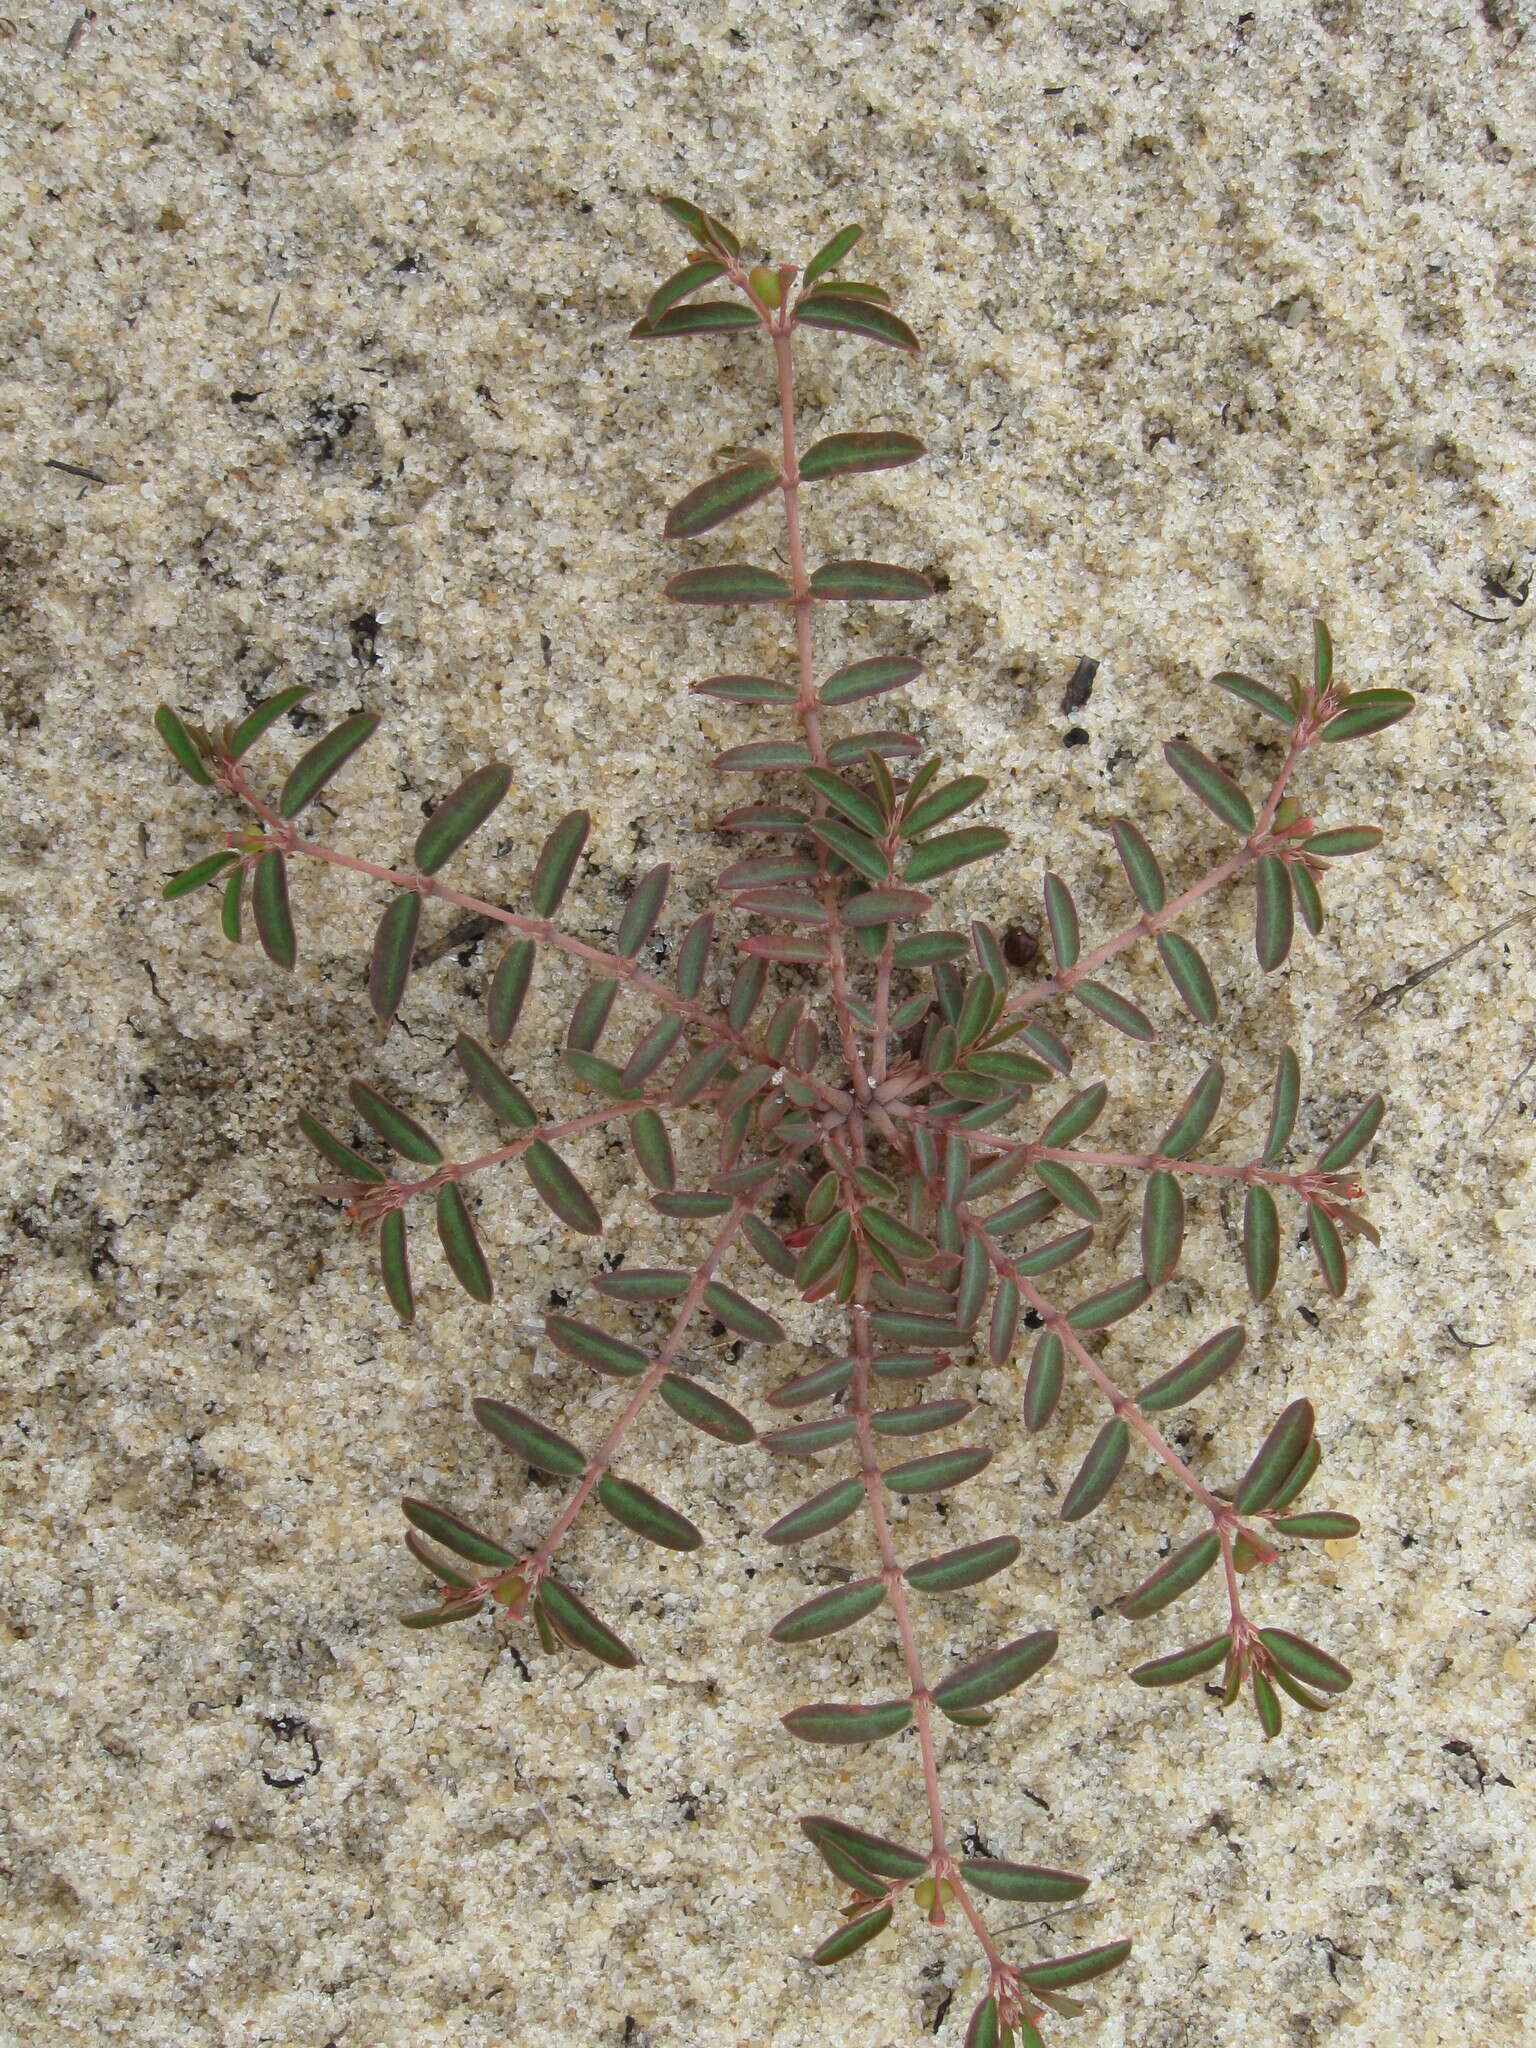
top-left (2, 3), bottom-right (1533, 2045)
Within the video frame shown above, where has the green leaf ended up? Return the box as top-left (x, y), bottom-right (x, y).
top-left (1269, 1438), bottom-right (1324, 1519)
top-left (1317, 1094), bottom-right (1384, 1170)
top-left (654, 193), bottom-right (738, 251)
top-left (1233, 1398), bottom-right (1314, 1513)
top-left (960, 1859), bottom-right (1088, 1904)
top-left (1141, 1172), bottom-right (1185, 1287)
top-left (1040, 1083), bottom-right (1108, 1147)
top-left (1304, 825), bottom-right (1383, 858)
top-left (598, 1473), bottom-right (702, 1551)
top-left (826, 729), bottom-right (922, 767)
top-left (401, 1498), bottom-right (518, 1569)
top-left (873, 1398), bottom-right (972, 1438)
top-left (841, 886), bottom-right (932, 926)
top-left (1263, 1046), bottom-right (1301, 1162)
top-left (1243, 1183), bottom-right (1280, 1302)
top-left (883, 1445), bottom-right (992, 1494)
top-left (622, 1106), bottom-right (672, 1192)
top-left (1012, 1228), bottom-right (1094, 1279)
top-left (797, 293), bottom-right (921, 352)
top-left (1136, 1325), bottom-right (1246, 1412)
top-left (1043, 872), bottom-right (1080, 970)
top-left (807, 816), bottom-right (890, 883)
top-left (1320, 689), bottom-right (1414, 741)
top-left (867, 1311), bottom-right (970, 1349)
top-left (1074, 980), bottom-right (1156, 1042)
top-left (1252, 1664), bottom-right (1283, 1738)
top-left (349, 1080), bottom-right (443, 1164)
top-left (1260, 1626), bottom-right (1352, 1692)
top-left (1309, 1202), bottom-right (1347, 1296)
top-left (984, 1189), bottom-right (1058, 1239)
top-left (1068, 1276), bottom-right (1150, 1331)
top-left (1163, 738), bottom-right (1255, 834)
top-left (225, 684), bottom-right (313, 758)
top-left (1210, 670), bottom-right (1297, 726)
top-left (801, 766), bottom-right (889, 838)
top-left (795, 1211), bottom-right (852, 1291)
top-left (800, 1813), bottom-right (926, 1883)
top-left (1157, 932), bottom-right (1219, 1024)
top-left (771, 1578), bottom-right (887, 1644)
top-left (904, 826), bottom-right (1009, 883)
top-left (1254, 855), bottom-right (1294, 971)
top-left (525, 1141), bottom-right (602, 1234)
top-left (905, 1535), bottom-right (1020, 1594)
top-left (379, 1209), bottom-right (413, 1322)
top-left (539, 1575), bottom-right (638, 1668)
top-left (368, 893), bottom-right (420, 1024)
top-left (862, 1207), bottom-right (936, 1261)
top-left (932, 1630), bottom-right (1057, 1713)
top-left (1271, 1511), bottom-right (1360, 1539)
top-left (810, 1904), bottom-right (893, 1966)
top-left (162, 850), bottom-right (239, 901)
top-left (801, 223), bottom-right (863, 290)
top-left (902, 774), bottom-right (986, 837)
top-left (613, 864), bottom-right (669, 959)
top-left (782, 1698), bottom-right (914, 1745)
top-left (763, 1476), bottom-right (866, 1546)
top-left (400, 1601), bottom-right (485, 1629)
top-left (665, 564), bottom-right (792, 605)
top-left (155, 704), bottom-right (215, 784)
top-left (818, 654), bottom-right (924, 706)
top-left (965, 1997), bottom-right (1003, 2048)
top-left (1110, 817), bottom-right (1166, 911)
top-left (767, 1357), bottom-right (855, 1408)
top-left (693, 673), bottom-right (798, 708)
top-left (619, 1015), bottom-right (684, 1090)
top-left (297, 1110), bottom-right (386, 1184)
top-left (799, 430), bottom-right (925, 481)
top-left (989, 1277), bottom-right (1020, 1362)
top-left (1160, 1061), bottom-right (1225, 1158)
top-left (529, 811), bottom-right (589, 915)
top-left (1060, 1418), bottom-right (1130, 1521)
top-left (486, 940), bottom-right (535, 1047)
top-left (472, 1398), bottom-right (586, 1477)
top-left (702, 1282), bottom-right (784, 1343)
top-left (220, 870), bottom-right (243, 942)
top-left (454, 1034), bottom-right (537, 1128)
top-left (545, 1313), bottom-right (648, 1378)
top-left (1313, 619), bottom-right (1334, 691)
top-left (1020, 1940), bottom-right (1133, 1992)
top-left (1292, 860), bottom-right (1325, 936)
top-left (672, 913), bottom-right (712, 998)
top-left (658, 1373), bottom-right (755, 1445)
top-left (1130, 1632), bottom-right (1233, 1687)
top-left (252, 851), bottom-right (296, 969)
top-left (413, 763), bottom-right (512, 875)
top-left (664, 457), bottom-right (779, 539)
top-left (436, 1183), bottom-right (492, 1301)
top-left (808, 560), bottom-right (933, 602)
top-left (644, 258), bottom-right (727, 323)
top-left (594, 1268), bottom-right (691, 1301)
top-left (761, 1415), bottom-right (857, 1457)
top-left (633, 300), bottom-right (758, 338)
top-left (1034, 1160), bottom-right (1102, 1220)
top-left (278, 712), bottom-right (379, 818)
top-left (1118, 1530), bottom-right (1221, 1620)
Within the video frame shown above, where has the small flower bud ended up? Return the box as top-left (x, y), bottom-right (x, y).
top-left (748, 264), bottom-right (782, 308)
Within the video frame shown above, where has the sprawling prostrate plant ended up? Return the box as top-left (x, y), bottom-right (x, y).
top-left (154, 197), bottom-right (1412, 2047)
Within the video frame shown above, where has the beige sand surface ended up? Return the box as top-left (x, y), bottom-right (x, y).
top-left (2, 4), bottom-right (1532, 2044)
